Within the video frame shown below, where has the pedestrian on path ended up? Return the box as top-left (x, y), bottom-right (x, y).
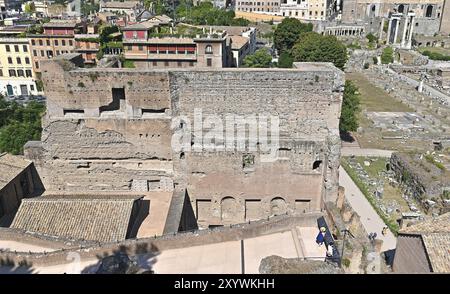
top-left (316, 227), bottom-right (326, 246)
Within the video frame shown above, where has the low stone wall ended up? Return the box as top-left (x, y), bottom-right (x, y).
top-left (0, 213), bottom-right (323, 268)
top-left (0, 228), bottom-right (93, 251)
top-left (325, 186), bottom-right (380, 274)
top-left (390, 152), bottom-right (447, 199)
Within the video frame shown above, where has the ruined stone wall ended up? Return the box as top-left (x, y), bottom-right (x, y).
top-left (390, 152), bottom-right (449, 200)
top-left (342, 0), bottom-right (444, 36)
top-left (30, 58), bottom-right (344, 228)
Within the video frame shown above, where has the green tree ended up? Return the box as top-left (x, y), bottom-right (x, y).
top-left (24, 2), bottom-right (36, 14)
top-left (178, 2), bottom-right (248, 26)
top-left (242, 48), bottom-right (272, 68)
top-left (0, 98), bottom-right (45, 155)
top-left (81, 0), bottom-right (99, 16)
top-left (28, 24), bottom-right (43, 34)
top-left (339, 81), bottom-right (361, 132)
top-left (278, 51), bottom-right (293, 68)
top-left (291, 32), bottom-right (348, 70)
top-left (273, 18), bottom-right (313, 54)
top-left (145, 0), bottom-right (167, 14)
top-left (366, 33), bottom-right (377, 44)
top-left (381, 46), bottom-right (394, 64)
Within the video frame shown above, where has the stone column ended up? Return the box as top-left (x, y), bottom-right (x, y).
top-left (379, 18), bottom-right (385, 40)
top-left (418, 79), bottom-right (424, 93)
top-left (393, 18), bottom-right (400, 44)
top-left (406, 15), bottom-right (415, 49)
top-left (401, 16), bottom-right (408, 48)
top-left (386, 18), bottom-right (393, 43)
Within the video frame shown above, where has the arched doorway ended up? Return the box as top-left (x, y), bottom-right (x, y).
top-left (270, 197), bottom-right (287, 216)
top-left (221, 196), bottom-right (238, 221)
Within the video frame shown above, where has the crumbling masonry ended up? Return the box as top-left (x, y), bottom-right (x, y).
top-left (25, 57), bottom-right (344, 229)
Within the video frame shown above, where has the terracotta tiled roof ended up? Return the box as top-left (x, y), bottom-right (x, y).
top-left (11, 195), bottom-right (141, 242)
top-left (400, 213), bottom-right (450, 234)
top-left (230, 35), bottom-right (249, 50)
top-left (0, 153), bottom-right (32, 190)
top-left (421, 233), bottom-right (450, 273)
top-left (400, 213), bottom-right (450, 273)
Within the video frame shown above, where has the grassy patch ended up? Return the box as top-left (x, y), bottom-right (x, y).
top-left (418, 47), bottom-right (450, 60)
top-left (346, 73), bottom-right (413, 112)
top-left (424, 154), bottom-right (446, 171)
top-left (123, 60), bottom-right (135, 68)
top-left (341, 158), bottom-right (400, 235)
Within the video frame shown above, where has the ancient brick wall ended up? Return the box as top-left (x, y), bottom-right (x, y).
top-left (29, 58), bottom-right (344, 228)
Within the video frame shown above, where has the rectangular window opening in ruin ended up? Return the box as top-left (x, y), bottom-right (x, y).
top-left (196, 199), bottom-right (212, 221)
top-left (242, 154), bottom-right (255, 169)
top-left (142, 108), bottom-right (167, 114)
top-left (295, 199), bottom-right (311, 213)
top-left (100, 87), bottom-right (126, 113)
top-left (63, 109), bottom-right (84, 116)
top-left (245, 199), bottom-right (261, 221)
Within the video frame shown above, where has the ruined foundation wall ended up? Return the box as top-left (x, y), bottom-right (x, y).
top-left (30, 59), bottom-right (344, 227)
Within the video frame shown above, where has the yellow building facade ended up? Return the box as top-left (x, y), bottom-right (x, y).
top-left (0, 38), bottom-right (38, 96)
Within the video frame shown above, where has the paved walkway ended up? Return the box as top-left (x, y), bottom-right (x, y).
top-left (339, 167), bottom-right (397, 252)
top-left (341, 147), bottom-right (393, 158)
top-left (5, 227), bottom-right (325, 274)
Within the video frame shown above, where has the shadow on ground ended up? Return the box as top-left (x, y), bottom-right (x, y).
top-left (340, 131), bottom-right (356, 143)
top-left (0, 257), bottom-right (35, 274)
top-left (82, 242), bottom-right (160, 274)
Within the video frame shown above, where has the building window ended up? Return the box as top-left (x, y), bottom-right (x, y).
top-left (62, 40), bottom-right (66, 46)
top-left (35, 61), bottom-right (39, 69)
top-left (69, 40), bottom-right (73, 46)
top-left (16, 57), bottom-right (21, 64)
top-left (55, 40), bottom-right (59, 46)
top-left (138, 45), bottom-right (143, 51)
top-left (205, 45), bottom-right (213, 54)
top-left (23, 45), bottom-right (28, 52)
top-left (164, 61), bottom-right (169, 66)
top-left (5, 45), bottom-right (10, 52)
top-left (31, 40), bottom-right (35, 46)
top-left (46, 40), bottom-right (50, 46)
top-left (39, 40), bottom-right (43, 46)
top-left (26, 70), bottom-right (32, 77)
top-left (7, 57), bottom-right (12, 64)
top-left (40, 50), bottom-right (45, 57)
top-left (152, 61), bottom-right (157, 66)
top-left (30, 85), bottom-right (35, 91)
top-left (9, 69), bottom-right (16, 77)
top-left (177, 61), bottom-right (182, 67)
top-left (17, 69), bottom-right (24, 77)
top-left (426, 5), bottom-right (433, 17)
top-left (33, 50), bottom-right (37, 56)
top-left (0, 69), bottom-right (2, 76)
top-left (207, 58), bottom-right (212, 67)
top-left (168, 46), bottom-right (176, 54)
top-left (189, 61), bottom-right (194, 67)
top-left (14, 45), bottom-right (19, 52)
top-left (25, 57), bottom-right (30, 64)
top-left (127, 45), bottom-right (132, 51)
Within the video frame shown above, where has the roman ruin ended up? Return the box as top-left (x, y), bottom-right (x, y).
top-left (22, 55), bottom-right (344, 233)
